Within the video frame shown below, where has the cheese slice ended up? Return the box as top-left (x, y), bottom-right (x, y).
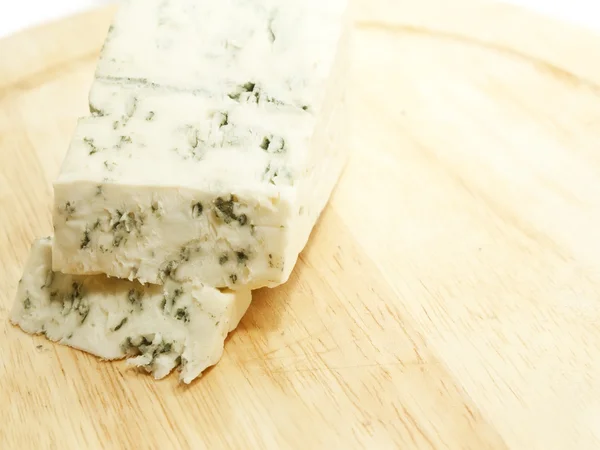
top-left (51, 0), bottom-right (352, 289)
top-left (10, 237), bottom-right (251, 383)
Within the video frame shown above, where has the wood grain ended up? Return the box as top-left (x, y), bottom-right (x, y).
top-left (1, 0), bottom-right (600, 448)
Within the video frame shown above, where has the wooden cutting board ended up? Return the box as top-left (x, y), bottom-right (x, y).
top-left (2, 0), bottom-right (600, 448)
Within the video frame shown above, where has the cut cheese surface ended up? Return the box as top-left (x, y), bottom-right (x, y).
top-left (11, 238), bottom-right (251, 383)
top-left (52, 0), bottom-right (351, 288)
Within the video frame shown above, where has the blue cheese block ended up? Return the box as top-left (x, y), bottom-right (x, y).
top-left (51, 0), bottom-right (352, 289)
top-left (10, 238), bottom-right (251, 383)
top-left (96, 0), bottom-right (350, 97)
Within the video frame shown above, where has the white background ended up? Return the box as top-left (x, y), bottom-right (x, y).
top-left (0, 0), bottom-right (599, 39)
